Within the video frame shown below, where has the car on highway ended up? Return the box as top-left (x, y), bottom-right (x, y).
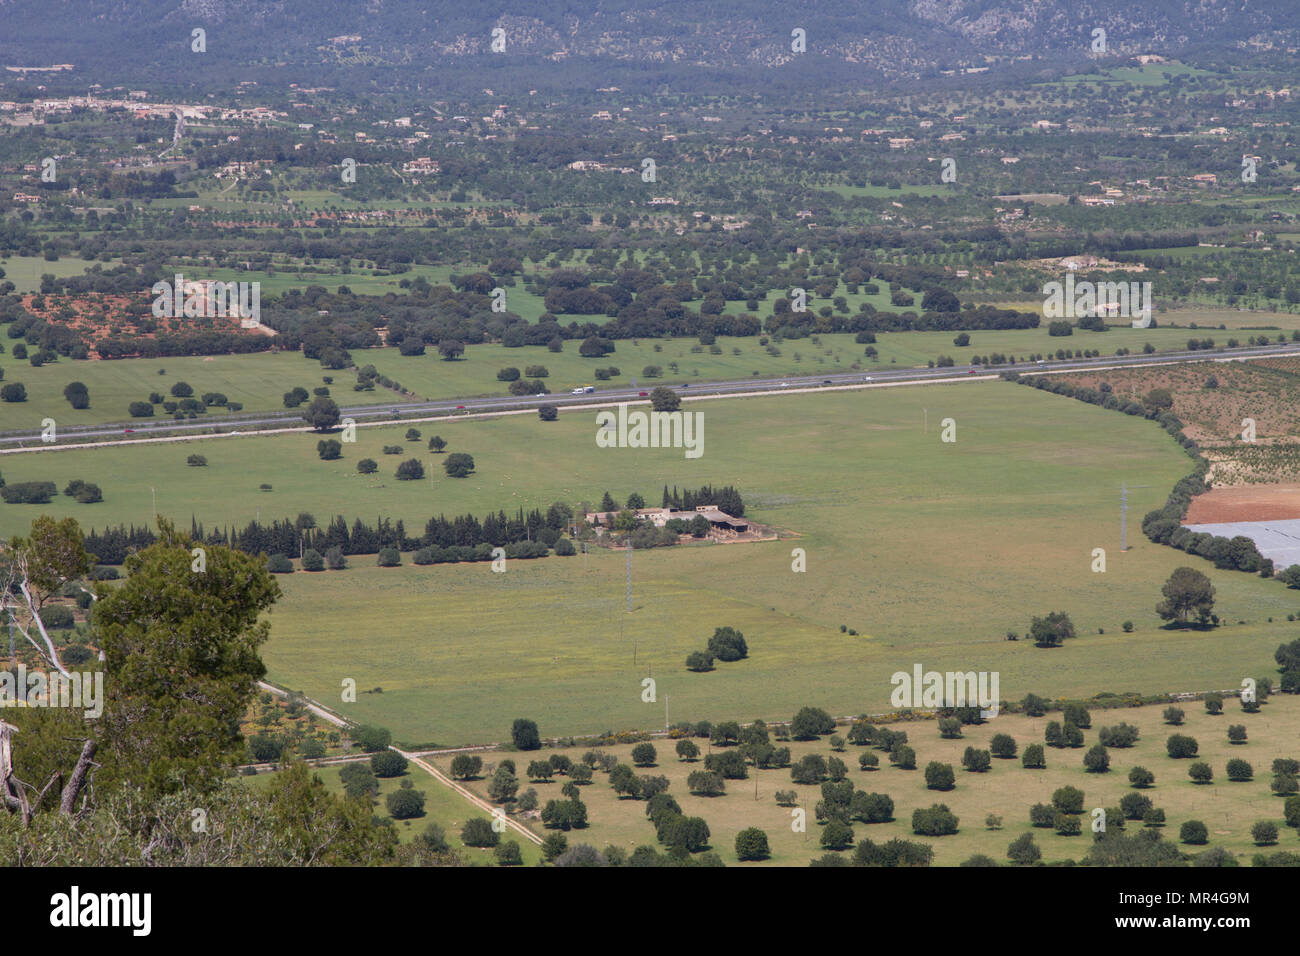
top-left (456, 405), bottom-right (465, 410)
top-left (822, 379), bottom-right (832, 385)
top-left (1036, 359), bottom-right (1045, 364)
top-left (680, 383), bottom-right (690, 388)
top-left (968, 369), bottom-right (977, 375)
top-left (863, 376), bottom-right (874, 382)
top-left (780, 382), bottom-right (789, 388)
top-left (123, 428), bottom-right (135, 434)
top-left (638, 390), bottom-right (648, 397)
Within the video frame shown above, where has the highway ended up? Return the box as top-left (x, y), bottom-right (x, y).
top-left (4, 341), bottom-right (1299, 450)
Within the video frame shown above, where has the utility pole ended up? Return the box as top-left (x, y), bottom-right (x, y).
top-left (1120, 482), bottom-right (1128, 552)
top-left (625, 542), bottom-right (632, 613)
top-left (150, 486), bottom-right (157, 522)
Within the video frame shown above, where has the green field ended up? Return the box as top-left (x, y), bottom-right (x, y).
top-left (435, 695), bottom-right (1299, 866)
top-left (5, 313), bottom-right (1287, 431)
top-left (5, 382), bottom-right (1286, 745)
top-left (0, 350), bottom-right (397, 431)
top-left (0, 254), bottom-right (110, 292)
top-left (8, 383), bottom-right (1296, 746)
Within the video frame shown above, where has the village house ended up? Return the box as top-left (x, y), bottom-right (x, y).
top-left (584, 505), bottom-right (751, 538)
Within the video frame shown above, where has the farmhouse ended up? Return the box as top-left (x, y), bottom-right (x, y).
top-left (584, 505), bottom-right (751, 537)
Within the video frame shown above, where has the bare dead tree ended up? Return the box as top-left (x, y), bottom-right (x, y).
top-left (2, 549), bottom-right (70, 677)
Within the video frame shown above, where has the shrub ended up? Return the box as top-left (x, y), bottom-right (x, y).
top-left (1029, 803), bottom-right (1057, 828)
top-left (631, 743), bottom-right (657, 767)
top-left (1166, 734), bottom-right (1199, 758)
top-left (687, 770), bottom-right (725, 796)
top-left (962, 748), bottom-right (991, 773)
top-left (1055, 814), bottom-right (1082, 836)
top-left (990, 733), bottom-right (1017, 758)
top-left (538, 404), bottom-right (558, 421)
top-left (395, 459), bottom-right (425, 480)
top-left (128, 401), bottom-right (154, 417)
top-left (1129, 766), bottom-right (1155, 788)
top-left (316, 439), bottom-right (342, 460)
top-left (1083, 744), bottom-right (1111, 773)
top-left (300, 549), bottom-right (325, 572)
top-left (512, 718), bottom-right (541, 751)
top-left (1063, 703), bottom-right (1091, 729)
top-left (790, 754), bottom-right (828, 785)
top-left (685, 651), bottom-right (714, 672)
top-left (444, 453), bottom-right (475, 478)
top-left (1181, 820), bottom-right (1209, 845)
top-left (1007, 833), bottom-right (1041, 865)
top-left (1120, 792), bottom-right (1152, 820)
top-left (1163, 706), bottom-right (1185, 725)
top-left (924, 762), bottom-right (955, 790)
top-left (890, 745), bottom-right (916, 770)
top-left (376, 547), bottom-right (401, 567)
top-left (357, 458), bottom-right (377, 474)
top-left (186, 454), bottom-right (207, 467)
top-left (1189, 762), bottom-right (1214, 784)
top-left (1227, 724), bottom-right (1247, 744)
top-left (1098, 723), bottom-right (1139, 748)
top-left (1052, 786), bottom-right (1085, 815)
top-left (790, 706), bottom-right (835, 739)
top-left (1022, 744), bottom-right (1046, 769)
top-left (706, 626), bottom-right (747, 662)
top-left (449, 755), bottom-right (482, 780)
top-left (1286, 795), bottom-right (1300, 828)
top-left (462, 818), bottom-right (499, 848)
top-left (1226, 759), bottom-right (1253, 782)
top-left (266, 554), bottom-right (293, 573)
top-left (385, 788), bottom-right (425, 820)
top-left (495, 840), bottom-right (523, 866)
top-left (912, 804), bottom-right (959, 836)
top-left (735, 827), bottom-right (770, 861)
top-left (371, 751), bottom-right (408, 777)
top-left (1143, 807), bottom-right (1166, 827)
top-left (1252, 821), bottom-right (1278, 846)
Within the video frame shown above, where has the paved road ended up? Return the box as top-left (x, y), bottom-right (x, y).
top-left (6, 342), bottom-right (1300, 450)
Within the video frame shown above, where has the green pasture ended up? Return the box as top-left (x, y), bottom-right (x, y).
top-left (0, 350), bottom-right (395, 431)
top-left (0, 383), bottom-right (1276, 743)
top-left (0, 254), bottom-right (106, 292)
top-left (4, 314), bottom-right (1279, 432)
